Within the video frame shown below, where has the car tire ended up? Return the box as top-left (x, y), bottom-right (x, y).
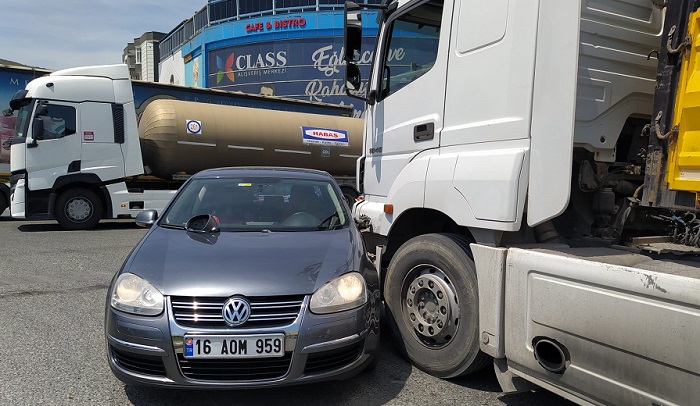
top-left (55, 188), bottom-right (103, 230)
top-left (384, 233), bottom-right (491, 378)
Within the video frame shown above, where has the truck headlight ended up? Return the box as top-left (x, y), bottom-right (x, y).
top-left (110, 273), bottom-right (164, 316)
top-left (310, 272), bottom-right (367, 314)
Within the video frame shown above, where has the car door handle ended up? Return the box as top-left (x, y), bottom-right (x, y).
top-left (414, 123), bottom-right (434, 142)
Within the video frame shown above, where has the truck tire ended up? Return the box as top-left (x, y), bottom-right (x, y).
top-left (55, 188), bottom-right (103, 230)
top-left (0, 183), bottom-right (9, 215)
top-left (384, 233), bottom-right (490, 378)
top-left (340, 185), bottom-right (360, 207)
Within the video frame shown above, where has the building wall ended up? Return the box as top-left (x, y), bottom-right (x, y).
top-left (159, 10), bottom-right (380, 117)
top-left (160, 51), bottom-right (186, 86)
top-left (140, 41), bottom-right (159, 82)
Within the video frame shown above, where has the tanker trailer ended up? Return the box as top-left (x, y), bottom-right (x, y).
top-left (7, 63), bottom-right (362, 230)
top-left (138, 99), bottom-right (363, 181)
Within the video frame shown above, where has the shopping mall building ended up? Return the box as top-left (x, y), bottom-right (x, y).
top-left (158, 0), bottom-right (383, 117)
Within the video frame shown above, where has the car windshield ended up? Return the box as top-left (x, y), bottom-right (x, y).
top-left (160, 176), bottom-right (349, 232)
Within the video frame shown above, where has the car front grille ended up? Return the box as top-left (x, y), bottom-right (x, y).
top-left (170, 295), bottom-right (305, 328)
top-left (177, 353), bottom-right (293, 381)
top-left (304, 340), bottom-right (364, 375)
top-left (111, 346), bottom-right (166, 377)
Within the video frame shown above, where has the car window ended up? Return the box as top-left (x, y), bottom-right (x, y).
top-left (161, 176), bottom-right (348, 231)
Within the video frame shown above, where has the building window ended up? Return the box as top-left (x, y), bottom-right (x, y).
top-left (136, 48), bottom-right (142, 64)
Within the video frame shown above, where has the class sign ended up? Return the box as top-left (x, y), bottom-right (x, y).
top-left (301, 126), bottom-right (349, 147)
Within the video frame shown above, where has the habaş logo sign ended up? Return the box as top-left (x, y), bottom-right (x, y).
top-left (302, 126), bottom-right (349, 147)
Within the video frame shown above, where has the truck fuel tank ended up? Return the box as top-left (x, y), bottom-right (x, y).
top-left (138, 99), bottom-right (363, 180)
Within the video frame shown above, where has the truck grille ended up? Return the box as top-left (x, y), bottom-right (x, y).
top-left (170, 295), bottom-right (304, 328)
top-left (177, 353), bottom-right (292, 381)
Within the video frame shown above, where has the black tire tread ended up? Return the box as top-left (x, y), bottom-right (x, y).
top-left (384, 232), bottom-right (491, 378)
top-left (55, 188), bottom-right (103, 230)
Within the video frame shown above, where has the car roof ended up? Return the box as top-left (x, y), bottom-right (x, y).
top-left (193, 167), bottom-right (334, 181)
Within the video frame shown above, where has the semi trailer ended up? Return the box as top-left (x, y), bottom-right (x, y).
top-left (5, 64), bottom-right (362, 229)
top-left (344, 0), bottom-right (700, 405)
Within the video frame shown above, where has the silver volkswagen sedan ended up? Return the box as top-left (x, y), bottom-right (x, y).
top-left (105, 167), bottom-right (380, 388)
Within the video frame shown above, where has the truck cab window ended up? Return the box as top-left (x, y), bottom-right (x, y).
top-left (14, 104), bottom-right (32, 139)
top-left (379, 1), bottom-right (442, 100)
top-left (35, 104), bottom-right (76, 140)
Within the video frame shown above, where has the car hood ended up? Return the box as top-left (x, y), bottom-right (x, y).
top-left (122, 226), bottom-right (360, 297)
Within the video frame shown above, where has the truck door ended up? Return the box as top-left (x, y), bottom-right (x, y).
top-left (25, 101), bottom-right (81, 192)
top-left (363, 0), bottom-right (447, 198)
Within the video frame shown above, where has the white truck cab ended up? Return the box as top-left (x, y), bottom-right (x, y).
top-left (9, 65), bottom-right (173, 229)
top-left (345, 1), bottom-right (699, 404)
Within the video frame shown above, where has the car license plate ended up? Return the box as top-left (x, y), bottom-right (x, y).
top-left (183, 334), bottom-right (285, 359)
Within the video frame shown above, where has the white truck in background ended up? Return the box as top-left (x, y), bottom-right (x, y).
top-left (344, 0), bottom-right (699, 404)
top-left (6, 64), bottom-right (362, 229)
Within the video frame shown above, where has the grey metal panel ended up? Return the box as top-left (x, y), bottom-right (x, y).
top-left (504, 247), bottom-right (700, 406)
top-left (574, 0), bottom-right (663, 161)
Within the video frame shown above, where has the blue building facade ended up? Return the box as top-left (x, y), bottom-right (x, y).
top-left (159, 1), bottom-right (383, 117)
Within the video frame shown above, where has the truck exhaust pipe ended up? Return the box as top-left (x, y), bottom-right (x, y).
top-left (532, 337), bottom-right (570, 374)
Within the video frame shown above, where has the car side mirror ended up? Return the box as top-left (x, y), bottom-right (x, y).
top-left (186, 214), bottom-right (220, 234)
top-left (135, 209), bottom-right (158, 227)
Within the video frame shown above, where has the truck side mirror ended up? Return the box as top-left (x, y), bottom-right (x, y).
top-left (344, 2), bottom-right (363, 63)
top-left (346, 63), bottom-right (362, 92)
top-left (345, 2), bottom-right (372, 103)
top-left (29, 117), bottom-right (43, 147)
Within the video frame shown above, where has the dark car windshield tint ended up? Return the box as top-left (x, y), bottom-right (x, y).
top-left (161, 177), bottom-right (348, 232)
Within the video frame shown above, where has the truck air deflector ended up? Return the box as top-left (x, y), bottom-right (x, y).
top-left (526, 0), bottom-right (582, 227)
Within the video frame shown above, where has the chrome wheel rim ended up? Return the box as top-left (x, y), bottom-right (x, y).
top-left (402, 265), bottom-right (460, 348)
top-left (65, 197), bottom-right (93, 222)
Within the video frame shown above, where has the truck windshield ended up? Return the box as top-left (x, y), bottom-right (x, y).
top-left (13, 104), bottom-right (32, 139)
top-left (161, 176), bottom-right (349, 232)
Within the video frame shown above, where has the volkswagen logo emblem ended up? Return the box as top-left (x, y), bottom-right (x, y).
top-left (222, 297), bottom-right (251, 326)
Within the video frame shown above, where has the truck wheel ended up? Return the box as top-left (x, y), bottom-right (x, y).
top-left (340, 185), bottom-right (359, 207)
top-left (0, 183), bottom-right (9, 215)
top-left (0, 195), bottom-right (7, 216)
top-left (384, 233), bottom-right (490, 378)
top-left (55, 188), bottom-right (103, 230)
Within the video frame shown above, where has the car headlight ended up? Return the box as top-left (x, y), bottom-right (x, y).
top-left (310, 272), bottom-right (367, 314)
top-left (110, 273), bottom-right (164, 316)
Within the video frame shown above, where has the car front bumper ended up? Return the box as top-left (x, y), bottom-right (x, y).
top-left (105, 294), bottom-right (380, 388)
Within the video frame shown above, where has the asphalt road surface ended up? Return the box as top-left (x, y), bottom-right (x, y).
top-left (0, 214), bottom-right (573, 405)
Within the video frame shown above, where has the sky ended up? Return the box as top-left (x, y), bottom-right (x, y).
top-left (2, 0), bottom-right (205, 70)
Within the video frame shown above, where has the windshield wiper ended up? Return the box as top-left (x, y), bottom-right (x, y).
top-left (317, 213), bottom-right (340, 230)
top-left (160, 224), bottom-right (186, 230)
